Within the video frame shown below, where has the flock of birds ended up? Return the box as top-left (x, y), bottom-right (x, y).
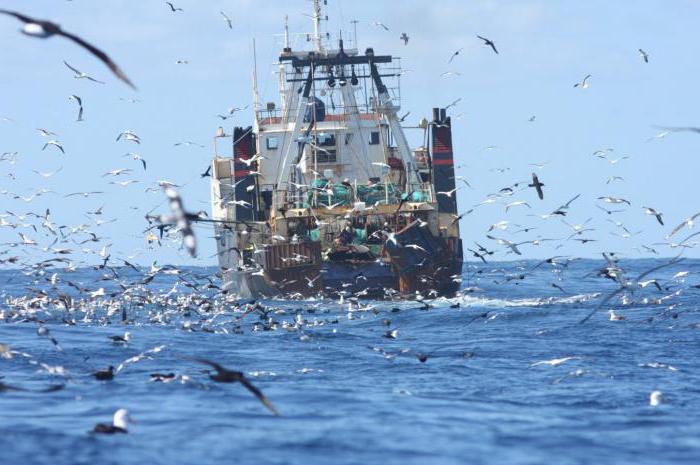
top-left (0, 3), bottom-right (699, 437)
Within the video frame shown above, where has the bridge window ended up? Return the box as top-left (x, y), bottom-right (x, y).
top-left (369, 131), bottom-right (380, 145)
top-left (266, 136), bottom-right (279, 150)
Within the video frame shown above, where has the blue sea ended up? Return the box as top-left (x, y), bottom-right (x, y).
top-left (1, 259), bottom-right (700, 465)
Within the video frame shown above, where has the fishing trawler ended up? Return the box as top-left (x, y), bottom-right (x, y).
top-left (209, 0), bottom-right (463, 299)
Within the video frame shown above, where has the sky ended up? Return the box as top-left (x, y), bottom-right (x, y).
top-left (1, 0), bottom-right (699, 268)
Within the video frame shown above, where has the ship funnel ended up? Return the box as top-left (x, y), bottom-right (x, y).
top-left (430, 108), bottom-right (457, 215)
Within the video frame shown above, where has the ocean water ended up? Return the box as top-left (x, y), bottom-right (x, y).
top-left (1, 258), bottom-right (700, 465)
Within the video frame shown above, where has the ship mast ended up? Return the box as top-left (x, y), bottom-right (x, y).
top-left (311, 0), bottom-right (324, 53)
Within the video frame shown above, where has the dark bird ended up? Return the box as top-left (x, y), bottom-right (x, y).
top-left (0, 9), bottom-right (136, 89)
top-left (476, 35), bottom-right (498, 54)
top-left (528, 173), bottom-right (544, 200)
top-left (189, 358), bottom-right (279, 415)
top-left (400, 32), bottom-right (409, 45)
top-left (638, 48), bottom-right (649, 63)
top-left (448, 48), bottom-right (464, 63)
top-left (220, 11), bottom-right (233, 29)
top-left (166, 2), bottom-right (184, 12)
top-left (93, 365), bottom-right (114, 381)
top-left (92, 409), bottom-right (132, 434)
top-left (200, 165), bottom-right (212, 178)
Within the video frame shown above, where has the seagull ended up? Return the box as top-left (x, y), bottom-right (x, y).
top-left (220, 11), bottom-right (233, 29)
top-left (166, 2), bottom-right (184, 13)
top-left (0, 9), bottom-right (135, 88)
top-left (649, 390), bottom-right (663, 407)
top-left (642, 206), bottom-right (664, 226)
top-left (400, 32), bottom-right (409, 45)
top-left (372, 21), bottom-right (389, 31)
top-left (476, 35), bottom-right (498, 54)
top-left (36, 128), bottom-right (57, 137)
top-left (448, 48), bottom-right (464, 64)
top-left (42, 140), bottom-right (65, 154)
top-left (528, 173), bottom-right (544, 200)
top-left (63, 60), bottom-right (104, 84)
top-left (164, 187), bottom-right (196, 257)
top-left (188, 358), bottom-right (279, 415)
top-left (667, 212), bottom-right (700, 238)
top-left (33, 166), bottom-right (62, 178)
top-left (638, 48), bottom-right (649, 63)
top-left (116, 131), bottom-right (141, 144)
top-left (530, 356), bottom-right (580, 367)
top-left (574, 74), bottom-right (591, 88)
top-left (598, 196), bottom-right (631, 206)
top-left (654, 126), bottom-right (700, 135)
top-left (92, 409), bottom-right (133, 434)
top-left (68, 95), bottom-right (83, 121)
top-left (64, 191), bottom-right (104, 198)
top-left (122, 152), bottom-right (147, 171)
top-left (437, 187), bottom-right (460, 198)
top-left (102, 168), bottom-right (133, 177)
top-left (174, 141), bottom-right (205, 148)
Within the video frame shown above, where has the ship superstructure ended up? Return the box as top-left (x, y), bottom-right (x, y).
top-left (210, 1), bottom-right (462, 299)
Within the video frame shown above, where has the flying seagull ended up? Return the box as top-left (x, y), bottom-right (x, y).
top-left (476, 35), bottom-right (498, 54)
top-left (654, 126), bottom-right (700, 135)
top-left (166, 2), bottom-right (183, 13)
top-left (574, 74), bottom-right (591, 88)
top-left (0, 9), bottom-right (135, 89)
top-left (68, 94), bottom-right (83, 121)
top-left (373, 22), bottom-right (389, 31)
top-left (220, 11), bottom-right (232, 29)
top-left (400, 32), bottom-right (409, 45)
top-left (63, 61), bottom-right (105, 84)
top-left (638, 48), bottom-right (649, 63)
top-left (642, 206), bottom-right (664, 226)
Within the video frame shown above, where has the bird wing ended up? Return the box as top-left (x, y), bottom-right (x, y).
top-left (239, 376), bottom-right (279, 415)
top-left (63, 60), bottom-right (81, 75)
top-left (0, 9), bottom-right (37, 23)
top-left (58, 29), bottom-right (136, 89)
top-left (190, 357), bottom-right (225, 374)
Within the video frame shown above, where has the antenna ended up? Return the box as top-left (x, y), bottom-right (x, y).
top-left (284, 15), bottom-right (289, 49)
top-left (252, 38), bottom-right (259, 113)
top-left (312, 0), bottom-right (324, 52)
top-left (350, 19), bottom-right (359, 49)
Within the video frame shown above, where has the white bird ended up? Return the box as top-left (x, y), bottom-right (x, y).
top-left (642, 206), bottom-right (664, 226)
top-left (667, 212), bottom-right (700, 238)
top-left (33, 167), bottom-right (62, 178)
top-left (116, 131), bottom-right (141, 144)
top-left (437, 187), bottom-right (460, 198)
top-left (68, 94), bottom-right (83, 121)
top-left (608, 309), bottom-right (625, 321)
top-left (63, 61), bottom-right (104, 84)
top-left (42, 140), bottom-right (65, 154)
top-left (530, 356), bottom-right (580, 367)
top-left (102, 168), bottom-right (132, 177)
top-left (122, 152), bottom-right (147, 171)
top-left (372, 21), bottom-right (389, 31)
top-left (505, 201), bottom-right (531, 212)
top-left (649, 390), bottom-right (663, 407)
top-left (404, 244), bottom-right (427, 253)
top-left (573, 74), bottom-right (591, 88)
